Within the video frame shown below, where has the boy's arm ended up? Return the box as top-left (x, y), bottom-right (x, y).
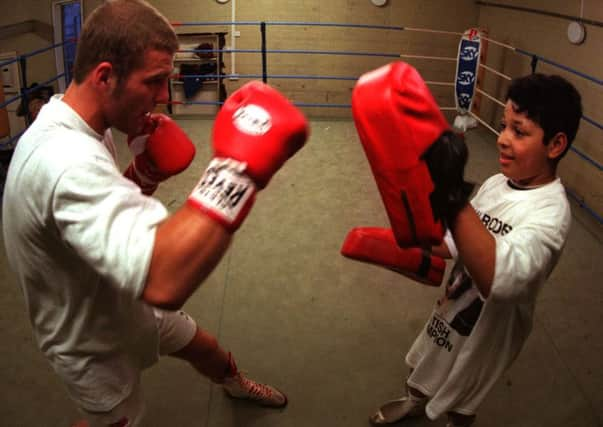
top-left (431, 239), bottom-right (452, 259)
top-left (449, 203), bottom-right (496, 297)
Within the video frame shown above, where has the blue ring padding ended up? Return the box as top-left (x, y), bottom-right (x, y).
top-left (570, 146), bottom-right (603, 171)
top-left (515, 48), bottom-right (603, 86)
top-left (566, 188), bottom-right (603, 225)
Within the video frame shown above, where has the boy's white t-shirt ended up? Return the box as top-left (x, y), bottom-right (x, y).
top-left (2, 96), bottom-right (168, 412)
top-left (405, 173), bottom-right (571, 419)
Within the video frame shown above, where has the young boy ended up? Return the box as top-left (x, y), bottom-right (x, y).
top-left (369, 73), bottom-right (582, 426)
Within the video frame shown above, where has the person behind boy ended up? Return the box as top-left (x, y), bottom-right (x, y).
top-left (367, 73), bottom-right (581, 426)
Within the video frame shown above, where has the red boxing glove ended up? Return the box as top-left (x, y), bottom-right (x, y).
top-left (341, 227), bottom-right (445, 287)
top-left (187, 81), bottom-right (308, 231)
top-left (124, 114), bottom-right (196, 195)
top-left (352, 61), bottom-right (450, 247)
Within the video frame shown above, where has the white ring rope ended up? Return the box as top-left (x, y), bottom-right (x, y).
top-left (479, 63), bottom-right (513, 81)
top-left (476, 88), bottom-right (506, 108)
top-left (470, 111), bottom-right (500, 136)
top-left (404, 27), bottom-right (464, 37)
top-left (425, 81), bottom-right (455, 86)
top-left (479, 35), bottom-right (516, 51)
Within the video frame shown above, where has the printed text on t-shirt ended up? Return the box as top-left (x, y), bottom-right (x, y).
top-left (427, 315), bottom-right (453, 352)
top-left (475, 209), bottom-right (513, 236)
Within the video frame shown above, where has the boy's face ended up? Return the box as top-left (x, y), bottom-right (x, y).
top-left (497, 100), bottom-right (556, 187)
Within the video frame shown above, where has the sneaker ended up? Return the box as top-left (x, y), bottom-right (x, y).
top-left (223, 372), bottom-right (288, 408)
top-left (369, 395), bottom-right (426, 425)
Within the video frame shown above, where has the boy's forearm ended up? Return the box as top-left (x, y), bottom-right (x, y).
top-left (449, 204), bottom-right (496, 297)
top-left (431, 241), bottom-right (452, 259)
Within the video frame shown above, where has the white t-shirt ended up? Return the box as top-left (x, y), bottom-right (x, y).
top-left (405, 173), bottom-right (571, 419)
top-left (2, 96), bottom-right (168, 412)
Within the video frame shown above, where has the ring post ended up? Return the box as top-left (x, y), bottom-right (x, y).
top-left (261, 22), bottom-right (267, 83)
top-left (18, 56), bottom-right (31, 126)
top-left (530, 55), bottom-right (538, 74)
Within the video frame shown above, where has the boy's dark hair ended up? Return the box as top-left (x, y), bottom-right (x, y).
top-left (506, 73), bottom-right (582, 159)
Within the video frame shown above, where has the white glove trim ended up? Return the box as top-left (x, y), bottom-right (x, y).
top-left (188, 158), bottom-right (256, 223)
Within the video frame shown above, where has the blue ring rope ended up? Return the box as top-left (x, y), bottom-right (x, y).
top-left (3, 22), bottom-right (601, 224)
top-left (569, 146), bottom-right (603, 171)
top-left (566, 188), bottom-right (603, 225)
top-left (253, 48), bottom-right (399, 57)
top-left (0, 93), bottom-right (22, 110)
top-left (20, 39), bottom-right (76, 60)
top-left (0, 73), bottom-right (66, 110)
top-left (180, 48), bottom-right (400, 57)
top-left (172, 21), bottom-right (405, 31)
top-left (516, 48), bottom-right (603, 86)
top-left (266, 21), bottom-right (405, 31)
top-left (174, 100), bottom-right (352, 108)
top-left (175, 73), bottom-right (358, 81)
top-left (0, 129), bottom-right (26, 148)
top-left (172, 21), bottom-right (261, 26)
top-left (0, 39), bottom-right (74, 69)
top-left (33, 73), bottom-right (66, 88)
top-left (581, 114), bottom-right (603, 132)
top-left (294, 102), bottom-right (351, 108)
top-left (0, 57), bottom-right (19, 68)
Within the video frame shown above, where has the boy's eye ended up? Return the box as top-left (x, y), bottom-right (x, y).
top-left (513, 126), bottom-right (525, 137)
top-left (499, 122), bottom-right (506, 131)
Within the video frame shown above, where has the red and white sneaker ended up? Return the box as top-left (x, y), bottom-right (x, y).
top-left (223, 371), bottom-right (288, 408)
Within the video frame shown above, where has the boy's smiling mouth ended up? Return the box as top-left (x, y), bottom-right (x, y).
top-left (499, 153), bottom-right (513, 166)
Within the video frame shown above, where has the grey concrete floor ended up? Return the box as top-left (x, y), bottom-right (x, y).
top-left (0, 119), bottom-right (602, 427)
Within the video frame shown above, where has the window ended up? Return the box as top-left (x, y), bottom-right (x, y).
top-left (52, 0), bottom-right (82, 91)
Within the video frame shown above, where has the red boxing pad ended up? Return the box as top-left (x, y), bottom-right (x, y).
top-left (352, 61), bottom-right (449, 247)
top-left (341, 227), bottom-right (445, 287)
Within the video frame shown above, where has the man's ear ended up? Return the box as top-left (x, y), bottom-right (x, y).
top-left (547, 132), bottom-right (568, 160)
top-left (90, 61), bottom-right (114, 89)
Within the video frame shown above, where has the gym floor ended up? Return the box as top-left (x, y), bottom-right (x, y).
top-left (0, 118), bottom-right (601, 427)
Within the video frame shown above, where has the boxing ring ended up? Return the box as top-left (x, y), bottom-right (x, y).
top-left (0, 21), bottom-right (601, 225)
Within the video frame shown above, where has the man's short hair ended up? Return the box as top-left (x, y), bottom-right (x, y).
top-left (72, 0), bottom-right (178, 84)
top-left (506, 73), bottom-right (582, 159)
